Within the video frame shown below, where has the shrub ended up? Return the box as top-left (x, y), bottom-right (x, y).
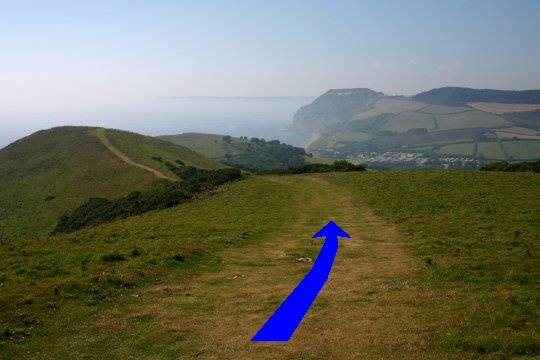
top-left (53, 167), bottom-right (243, 234)
top-left (480, 160), bottom-right (540, 173)
top-left (259, 160), bottom-right (366, 175)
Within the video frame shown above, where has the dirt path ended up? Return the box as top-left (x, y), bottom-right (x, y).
top-left (133, 175), bottom-right (445, 358)
top-left (93, 128), bottom-right (173, 180)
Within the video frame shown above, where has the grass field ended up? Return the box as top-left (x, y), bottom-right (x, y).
top-left (1, 171), bottom-right (538, 359)
top-left (420, 105), bottom-right (473, 114)
top-left (381, 111), bottom-right (435, 132)
top-left (310, 131), bottom-right (372, 149)
top-left (355, 98), bottom-right (427, 120)
top-left (435, 111), bottom-right (508, 130)
top-left (477, 142), bottom-right (507, 160)
top-left (502, 140), bottom-right (540, 160)
top-left (495, 127), bottom-right (540, 140)
top-left (436, 142), bottom-right (476, 156)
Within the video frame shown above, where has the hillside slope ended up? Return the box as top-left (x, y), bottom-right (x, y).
top-left (292, 88), bottom-right (384, 130)
top-left (0, 172), bottom-right (537, 358)
top-left (412, 87), bottom-right (540, 106)
top-left (160, 132), bottom-right (308, 170)
top-left (0, 126), bottom-right (222, 236)
top-left (293, 87), bottom-right (540, 168)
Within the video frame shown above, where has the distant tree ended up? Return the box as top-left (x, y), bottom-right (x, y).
top-left (222, 135), bottom-right (232, 143)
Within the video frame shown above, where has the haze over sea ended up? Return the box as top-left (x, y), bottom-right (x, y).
top-left (0, 96), bottom-right (314, 149)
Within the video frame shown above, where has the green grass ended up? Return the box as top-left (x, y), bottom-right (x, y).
top-left (159, 132), bottom-right (308, 170)
top-left (1, 171), bottom-right (538, 358)
top-left (381, 111), bottom-right (435, 132)
top-left (324, 171), bottom-right (540, 357)
top-left (477, 142), bottom-right (507, 160)
top-left (0, 127), bottom-right (156, 236)
top-left (311, 131), bottom-right (372, 149)
top-left (502, 140), bottom-right (540, 160)
top-left (105, 129), bottom-right (224, 178)
top-left (436, 142), bottom-right (476, 156)
top-left (158, 133), bottom-right (240, 160)
top-left (0, 127), bottom-right (221, 237)
top-left (0, 176), bottom-right (313, 358)
top-left (435, 111), bottom-right (508, 130)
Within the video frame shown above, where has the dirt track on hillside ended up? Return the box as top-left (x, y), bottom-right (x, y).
top-left (93, 128), bottom-right (173, 180)
top-left (132, 175), bottom-right (452, 359)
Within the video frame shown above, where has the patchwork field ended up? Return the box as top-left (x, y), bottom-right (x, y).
top-left (1, 172), bottom-right (538, 359)
top-left (294, 87), bottom-right (540, 166)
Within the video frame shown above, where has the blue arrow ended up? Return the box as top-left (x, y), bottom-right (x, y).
top-left (251, 220), bottom-right (350, 342)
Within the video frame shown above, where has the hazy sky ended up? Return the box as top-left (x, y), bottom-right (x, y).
top-left (1, 0), bottom-right (540, 145)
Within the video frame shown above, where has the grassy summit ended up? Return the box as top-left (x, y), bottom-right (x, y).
top-left (0, 126), bottom-right (221, 236)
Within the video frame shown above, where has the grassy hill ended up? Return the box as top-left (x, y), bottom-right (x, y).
top-left (294, 87), bottom-right (540, 168)
top-left (412, 87), bottom-right (540, 106)
top-left (0, 127), bottom-right (222, 236)
top-left (0, 171), bottom-right (537, 358)
top-left (160, 132), bottom-right (308, 170)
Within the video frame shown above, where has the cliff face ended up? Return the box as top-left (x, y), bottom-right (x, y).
top-left (292, 88), bottom-right (384, 130)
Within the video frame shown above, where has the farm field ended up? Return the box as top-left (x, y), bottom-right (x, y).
top-left (354, 98), bottom-right (427, 120)
top-left (435, 111), bottom-right (508, 131)
top-left (294, 87), bottom-right (540, 166)
top-left (1, 172), bottom-right (538, 359)
top-left (381, 111), bottom-right (435, 132)
top-left (502, 140), bottom-right (540, 160)
top-left (477, 142), bottom-right (507, 160)
top-left (420, 105), bottom-right (472, 114)
top-left (494, 127), bottom-right (540, 140)
top-left (468, 102), bottom-right (540, 114)
top-left (436, 142), bottom-right (475, 156)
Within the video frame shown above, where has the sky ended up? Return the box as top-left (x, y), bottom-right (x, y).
top-left (1, 0), bottom-right (540, 146)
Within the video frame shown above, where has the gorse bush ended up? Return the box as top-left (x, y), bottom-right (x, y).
top-left (480, 160), bottom-right (540, 172)
top-left (259, 160), bottom-right (366, 175)
top-left (53, 164), bottom-right (243, 234)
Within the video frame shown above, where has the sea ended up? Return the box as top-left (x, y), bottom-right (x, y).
top-left (0, 97), bottom-right (314, 149)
